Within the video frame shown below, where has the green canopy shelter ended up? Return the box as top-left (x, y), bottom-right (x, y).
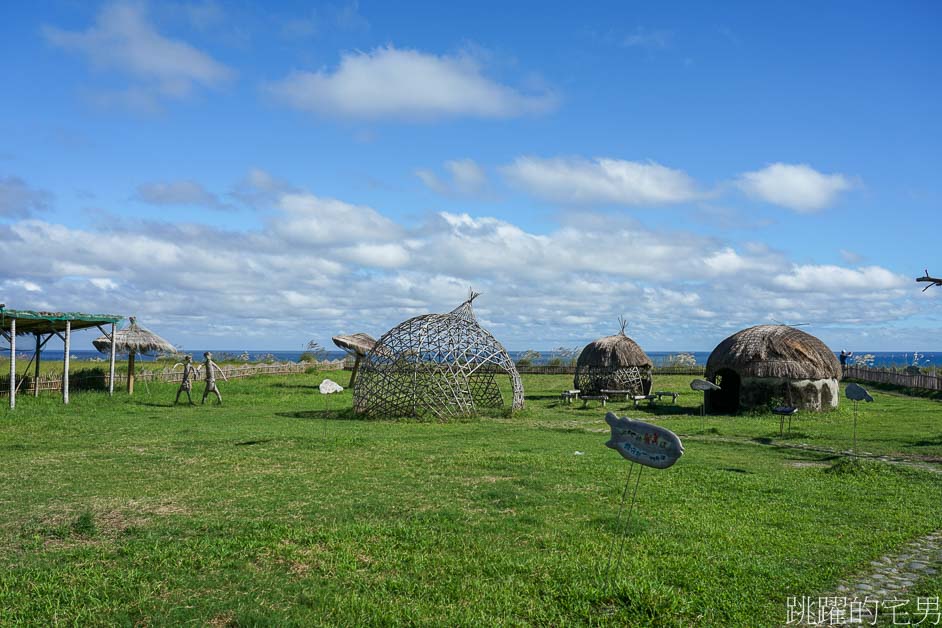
top-left (0, 305), bottom-right (124, 409)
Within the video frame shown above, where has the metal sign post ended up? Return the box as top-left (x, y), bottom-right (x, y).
top-left (690, 379), bottom-right (721, 432)
top-left (845, 383), bottom-right (873, 457)
top-left (601, 412), bottom-right (684, 589)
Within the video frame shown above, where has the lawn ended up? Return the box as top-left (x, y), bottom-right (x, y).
top-left (1, 371), bottom-right (939, 625)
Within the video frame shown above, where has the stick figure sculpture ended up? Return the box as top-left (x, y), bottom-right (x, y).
top-left (173, 355), bottom-right (198, 405)
top-left (200, 351), bottom-right (228, 404)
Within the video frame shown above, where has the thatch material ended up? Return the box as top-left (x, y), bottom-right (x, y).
top-left (575, 332), bottom-right (654, 370)
top-left (332, 332), bottom-right (378, 389)
top-left (354, 293), bottom-right (524, 420)
top-left (332, 333), bottom-right (377, 357)
top-left (705, 325), bottom-right (840, 381)
top-left (574, 323), bottom-right (653, 395)
top-left (93, 316), bottom-right (175, 355)
top-left (93, 316), bottom-right (174, 395)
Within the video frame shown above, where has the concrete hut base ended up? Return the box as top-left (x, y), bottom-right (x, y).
top-left (739, 376), bottom-right (839, 412)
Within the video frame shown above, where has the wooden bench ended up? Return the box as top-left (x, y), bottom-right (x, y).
top-left (579, 394), bottom-right (609, 407)
top-left (601, 389), bottom-right (631, 401)
top-left (632, 394), bottom-right (657, 408)
top-left (560, 390), bottom-right (580, 404)
top-left (773, 406), bottom-right (798, 434)
top-left (654, 391), bottom-right (679, 403)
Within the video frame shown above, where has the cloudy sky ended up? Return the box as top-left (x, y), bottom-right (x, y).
top-left (2, 1), bottom-right (940, 351)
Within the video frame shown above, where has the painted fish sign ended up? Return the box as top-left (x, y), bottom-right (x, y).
top-left (601, 412), bottom-right (685, 586)
top-left (604, 412), bottom-right (684, 469)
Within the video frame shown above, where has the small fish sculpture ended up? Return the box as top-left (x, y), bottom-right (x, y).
top-left (845, 383), bottom-right (873, 402)
top-left (690, 378), bottom-right (721, 391)
top-left (604, 412), bottom-right (684, 469)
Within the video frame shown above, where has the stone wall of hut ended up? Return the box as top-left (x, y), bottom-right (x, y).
top-left (739, 376), bottom-right (839, 412)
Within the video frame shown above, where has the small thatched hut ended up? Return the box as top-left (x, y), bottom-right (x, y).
top-left (704, 325), bottom-right (840, 413)
top-left (574, 321), bottom-right (653, 396)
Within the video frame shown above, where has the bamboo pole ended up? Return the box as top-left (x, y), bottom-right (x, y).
top-left (34, 334), bottom-right (40, 397)
top-left (127, 350), bottom-right (135, 395)
top-left (108, 322), bottom-right (116, 396)
top-left (9, 318), bottom-right (15, 409)
top-left (63, 320), bottom-right (70, 404)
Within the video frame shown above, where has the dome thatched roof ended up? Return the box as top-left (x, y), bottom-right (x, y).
top-left (576, 331), bottom-right (653, 370)
top-left (93, 316), bottom-right (175, 355)
top-left (705, 325), bottom-right (840, 381)
top-left (332, 333), bottom-right (377, 357)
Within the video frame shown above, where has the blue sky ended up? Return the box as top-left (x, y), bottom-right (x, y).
top-left (1, 1), bottom-right (940, 352)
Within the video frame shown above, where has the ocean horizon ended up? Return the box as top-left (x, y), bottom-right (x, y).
top-left (16, 349), bottom-right (942, 369)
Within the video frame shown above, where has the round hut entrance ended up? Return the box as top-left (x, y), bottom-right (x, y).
top-left (708, 368), bottom-right (740, 414)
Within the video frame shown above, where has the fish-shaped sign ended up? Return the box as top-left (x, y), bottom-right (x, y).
top-left (845, 383), bottom-right (873, 402)
top-left (690, 378), bottom-right (721, 391)
top-left (604, 412), bottom-right (684, 469)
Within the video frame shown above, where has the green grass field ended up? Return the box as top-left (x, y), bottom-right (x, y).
top-left (1, 371), bottom-right (940, 626)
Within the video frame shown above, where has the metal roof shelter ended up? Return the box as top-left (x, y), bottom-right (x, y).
top-left (0, 305), bottom-right (124, 409)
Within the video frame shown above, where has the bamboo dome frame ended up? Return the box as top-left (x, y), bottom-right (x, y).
top-left (353, 292), bottom-right (524, 420)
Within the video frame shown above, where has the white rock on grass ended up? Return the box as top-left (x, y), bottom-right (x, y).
top-left (319, 379), bottom-right (344, 394)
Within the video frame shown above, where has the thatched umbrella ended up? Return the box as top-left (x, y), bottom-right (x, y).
top-left (332, 332), bottom-right (377, 388)
top-left (574, 319), bottom-right (654, 395)
top-left (93, 316), bottom-right (175, 394)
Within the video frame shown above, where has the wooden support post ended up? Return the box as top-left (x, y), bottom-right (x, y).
top-left (108, 322), bottom-right (116, 396)
top-left (349, 355), bottom-right (361, 389)
top-left (63, 320), bottom-right (70, 404)
top-left (9, 318), bottom-right (15, 410)
top-left (128, 351), bottom-right (135, 395)
top-left (34, 334), bottom-right (40, 397)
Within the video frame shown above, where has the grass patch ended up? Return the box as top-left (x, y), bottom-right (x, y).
top-left (1, 371), bottom-right (940, 625)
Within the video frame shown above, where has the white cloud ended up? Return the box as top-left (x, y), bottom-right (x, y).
top-left (0, 176), bottom-right (51, 218)
top-left (623, 28), bottom-right (672, 49)
top-left (417, 159), bottom-right (487, 196)
top-left (737, 163), bottom-right (852, 212)
top-left (773, 264), bottom-right (907, 292)
top-left (43, 2), bottom-right (234, 105)
top-left (135, 180), bottom-right (227, 210)
top-left (266, 45), bottom-right (555, 120)
top-left (272, 192), bottom-right (402, 244)
top-left (502, 156), bottom-right (700, 206)
top-left (0, 173), bottom-right (920, 350)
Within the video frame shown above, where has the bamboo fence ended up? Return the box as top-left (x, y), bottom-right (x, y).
top-left (0, 360), bottom-right (344, 397)
top-left (842, 365), bottom-right (942, 392)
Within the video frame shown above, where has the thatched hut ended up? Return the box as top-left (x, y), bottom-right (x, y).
top-left (704, 325), bottom-right (840, 413)
top-left (574, 321), bottom-right (653, 396)
top-left (354, 293), bottom-right (524, 420)
top-left (93, 316), bottom-right (174, 394)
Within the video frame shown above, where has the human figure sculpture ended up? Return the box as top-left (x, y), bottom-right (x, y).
top-left (173, 355), bottom-right (198, 405)
top-left (200, 351), bottom-right (228, 404)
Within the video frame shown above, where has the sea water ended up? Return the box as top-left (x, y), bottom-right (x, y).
top-left (21, 349), bottom-right (942, 368)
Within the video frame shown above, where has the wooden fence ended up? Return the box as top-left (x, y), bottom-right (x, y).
top-left (0, 360), bottom-right (344, 397)
top-left (498, 365), bottom-right (705, 376)
top-left (842, 365), bottom-right (942, 392)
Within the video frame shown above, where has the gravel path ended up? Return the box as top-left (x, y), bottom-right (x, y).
top-left (811, 530), bottom-right (942, 625)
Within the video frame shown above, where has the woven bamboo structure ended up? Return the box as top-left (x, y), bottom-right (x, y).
top-left (704, 325), bottom-right (841, 413)
top-left (574, 320), bottom-right (653, 396)
top-left (93, 316), bottom-right (175, 395)
top-left (354, 293), bottom-right (524, 420)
